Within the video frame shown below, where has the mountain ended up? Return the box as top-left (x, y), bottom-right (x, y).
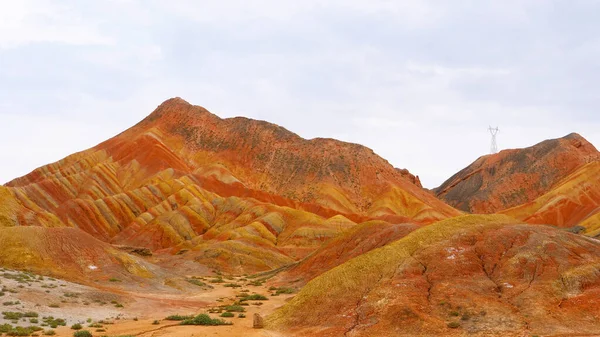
top-left (267, 215), bottom-right (600, 336)
top-left (502, 161), bottom-right (600, 236)
top-left (2, 97), bottom-right (459, 275)
top-left (435, 133), bottom-right (599, 213)
top-left (3, 98), bottom-right (600, 336)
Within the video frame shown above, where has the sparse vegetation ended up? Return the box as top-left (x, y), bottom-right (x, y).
top-left (220, 312), bottom-right (234, 318)
top-left (71, 323), bottom-right (83, 330)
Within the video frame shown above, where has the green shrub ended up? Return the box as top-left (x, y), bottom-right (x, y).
top-left (71, 323), bottom-right (83, 330)
top-left (224, 305), bottom-right (245, 313)
top-left (0, 324), bottom-right (13, 333)
top-left (447, 322), bottom-right (460, 329)
top-left (43, 330), bottom-right (56, 336)
top-left (73, 331), bottom-right (92, 337)
top-left (223, 283), bottom-right (241, 288)
top-left (180, 314), bottom-right (231, 326)
top-left (240, 294), bottom-right (268, 301)
top-left (186, 279), bottom-right (207, 287)
top-left (2, 312), bottom-right (23, 320)
top-left (165, 315), bottom-right (194, 321)
top-left (220, 312), bottom-right (234, 318)
top-left (272, 287), bottom-right (295, 295)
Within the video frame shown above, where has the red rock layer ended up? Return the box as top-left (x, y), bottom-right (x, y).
top-left (435, 133), bottom-right (599, 214)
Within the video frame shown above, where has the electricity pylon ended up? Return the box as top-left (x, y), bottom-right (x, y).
top-left (489, 126), bottom-right (499, 154)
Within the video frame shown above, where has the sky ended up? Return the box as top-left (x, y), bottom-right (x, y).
top-left (1, 0), bottom-right (600, 188)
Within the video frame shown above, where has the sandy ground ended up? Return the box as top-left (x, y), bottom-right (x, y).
top-left (0, 268), bottom-right (293, 336)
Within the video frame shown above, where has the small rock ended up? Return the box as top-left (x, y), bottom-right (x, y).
top-left (253, 313), bottom-right (264, 329)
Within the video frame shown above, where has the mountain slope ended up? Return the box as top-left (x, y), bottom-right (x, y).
top-left (267, 215), bottom-right (600, 336)
top-left (435, 133), bottom-right (599, 213)
top-left (501, 161), bottom-right (600, 236)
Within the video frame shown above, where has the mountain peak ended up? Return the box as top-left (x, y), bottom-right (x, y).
top-left (435, 133), bottom-right (600, 213)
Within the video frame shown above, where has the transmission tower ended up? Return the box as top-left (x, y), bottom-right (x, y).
top-left (489, 126), bottom-right (499, 154)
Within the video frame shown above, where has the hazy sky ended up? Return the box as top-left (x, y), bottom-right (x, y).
top-left (1, 1), bottom-right (600, 188)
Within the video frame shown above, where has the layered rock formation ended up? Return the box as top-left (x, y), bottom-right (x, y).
top-left (267, 215), bottom-right (600, 336)
top-left (2, 98), bottom-right (459, 275)
top-left (435, 133), bottom-right (599, 213)
top-left (502, 161), bottom-right (600, 236)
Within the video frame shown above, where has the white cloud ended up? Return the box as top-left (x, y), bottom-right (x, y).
top-left (0, 0), bottom-right (113, 49)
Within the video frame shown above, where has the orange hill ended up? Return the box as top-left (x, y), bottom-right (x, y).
top-left (2, 98), bottom-right (459, 275)
top-left (435, 133), bottom-right (599, 214)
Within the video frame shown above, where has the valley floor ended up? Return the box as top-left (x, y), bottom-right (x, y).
top-left (0, 269), bottom-right (294, 337)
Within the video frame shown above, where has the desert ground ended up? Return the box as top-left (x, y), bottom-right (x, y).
top-left (0, 268), bottom-right (294, 337)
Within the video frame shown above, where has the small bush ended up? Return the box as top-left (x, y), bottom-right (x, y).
top-left (186, 279), bottom-right (207, 287)
top-left (223, 283), bottom-right (241, 288)
top-left (225, 305), bottom-right (245, 312)
top-left (152, 320), bottom-right (160, 325)
top-left (220, 312), bottom-right (234, 318)
top-left (180, 314), bottom-right (231, 326)
top-left (71, 323), bottom-right (83, 330)
top-left (447, 322), bottom-right (460, 329)
top-left (43, 330), bottom-right (56, 336)
top-left (240, 294), bottom-right (268, 301)
top-left (273, 287), bottom-right (295, 295)
top-left (73, 331), bottom-right (92, 337)
top-left (165, 315), bottom-right (194, 321)
top-left (0, 324), bottom-right (13, 333)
